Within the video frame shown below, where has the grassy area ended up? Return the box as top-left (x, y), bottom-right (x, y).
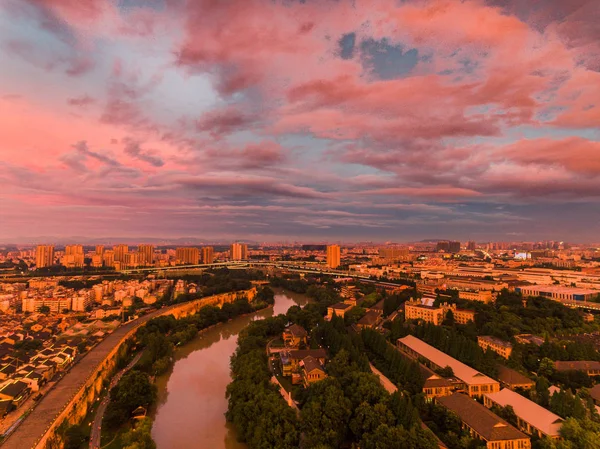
top-left (101, 424), bottom-right (131, 449)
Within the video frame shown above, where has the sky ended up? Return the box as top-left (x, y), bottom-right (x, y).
top-left (0, 0), bottom-right (599, 243)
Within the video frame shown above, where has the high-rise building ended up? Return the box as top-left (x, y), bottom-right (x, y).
top-left (379, 247), bottom-right (409, 262)
top-left (63, 245), bottom-right (85, 268)
top-left (230, 243), bottom-right (248, 261)
top-left (176, 247), bottom-right (200, 265)
top-left (202, 246), bottom-right (214, 264)
top-left (327, 245), bottom-right (341, 269)
top-left (124, 252), bottom-right (140, 268)
top-left (467, 241), bottom-right (477, 251)
top-left (113, 244), bottom-right (129, 262)
top-left (95, 245), bottom-right (105, 256)
top-left (103, 250), bottom-right (115, 268)
top-left (138, 244), bottom-right (154, 266)
top-left (35, 245), bottom-right (55, 268)
top-left (436, 241), bottom-right (461, 253)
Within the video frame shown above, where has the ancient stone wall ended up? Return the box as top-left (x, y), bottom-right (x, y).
top-left (35, 288), bottom-right (256, 449)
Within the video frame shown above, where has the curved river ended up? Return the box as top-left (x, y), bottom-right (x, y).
top-left (151, 289), bottom-right (309, 449)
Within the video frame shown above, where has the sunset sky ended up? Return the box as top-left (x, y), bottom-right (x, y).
top-left (1, 0), bottom-right (599, 242)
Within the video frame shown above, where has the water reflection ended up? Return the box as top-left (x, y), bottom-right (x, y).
top-left (152, 289), bottom-right (309, 449)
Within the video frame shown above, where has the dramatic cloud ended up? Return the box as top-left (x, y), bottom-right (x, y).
top-left (1, 0), bottom-right (599, 241)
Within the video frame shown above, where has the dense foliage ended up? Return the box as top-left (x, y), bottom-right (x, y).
top-left (104, 371), bottom-right (157, 430)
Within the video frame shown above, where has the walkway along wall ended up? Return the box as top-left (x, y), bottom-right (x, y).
top-left (2, 288), bottom-right (256, 449)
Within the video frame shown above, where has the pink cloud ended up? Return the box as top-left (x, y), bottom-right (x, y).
top-left (494, 137), bottom-right (600, 175)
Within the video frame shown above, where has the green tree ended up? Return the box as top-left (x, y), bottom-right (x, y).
top-left (39, 305), bottom-right (51, 314)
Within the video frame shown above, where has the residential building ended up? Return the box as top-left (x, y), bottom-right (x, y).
top-left (484, 389), bottom-right (563, 440)
top-left (398, 335), bottom-right (500, 398)
top-left (514, 334), bottom-right (545, 347)
top-left (478, 336), bottom-right (513, 359)
top-left (515, 286), bottom-right (599, 302)
top-left (554, 361), bottom-right (600, 376)
top-left (326, 302), bottom-right (353, 320)
top-left (436, 241), bottom-right (461, 253)
top-left (438, 393), bottom-right (531, 449)
top-left (103, 250), bottom-right (115, 268)
top-left (283, 324), bottom-right (308, 348)
top-left (404, 300), bottom-right (475, 326)
top-left (35, 245), bottom-right (54, 268)
top-left (356, 310), bottom-right (383, 329)
top-left (459, 290), bottom-right (494, 303)
top-left (202, 246), bottom-right (214, 264)
top-left (496, 366), bottom-right (535, 391)
top-left (230, 243), bottom-right (248, 261)
top-left (113, 244), bottom-right (129, 263)
top-left (22, 298), bottom-right (72, 313)
top-left (404, 300), bottom-right (445, 325)
top-left (95, 245), bottom-right (104, 256)
top-left (301, 356), bottom-right (327, 386)
top-left (71, 295), bottom-right (91, 312)
top-left (378, 247), bottom-right (409, 262)
top-left (282, 349), bottom-right (327, 376)
top-left (176, 247), bottom-right (200, 265)
top-left (327, 244), bottom-right (341, 269)
top-left (0, 380), bottom-right (30, 408)
top-left (138, 244), bottom-right (154, 266)
top-left (62, 245), bottom-right (84, 268)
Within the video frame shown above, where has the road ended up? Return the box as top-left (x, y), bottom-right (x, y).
top-left (0, 304), bottom-right (179, 449)
top-left (89, 352), bottom-right (143, 449)
top-left (369, 363), bottom-right (398, 394)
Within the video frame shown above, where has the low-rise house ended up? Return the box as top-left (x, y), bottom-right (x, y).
top-left (282, 349), bottom-right (327, 376)
top-left (496, 366), bottom-right (534, 391)
top-left (301, 356), bottom-right (327, 386)
top-left (398, 335), bottom-right (500, 398)
top-left (484, 389), bottom-right (563, 440)
top-left (0, 380), bottom-right (30, 408)
top-left (356, 310), bottom-right (383, 329)
top-left (590, 384), bottom-right (600, 405)
top-left (282, 324), bottom-right (308, 348)
top-left (554, 361), bottom-right (600, 376)
top-left (477, 336), bottom-right (513, 359)
top-left (326, 302), bottom-right (354, 320)
top-left (438, 393), bottom-right (531, 449)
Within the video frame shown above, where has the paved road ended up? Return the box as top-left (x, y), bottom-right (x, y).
top-left (369, 363), bottom-right (398, 394)
top-left (89, 352), bottom-right (144, 449)
top-left (0, 305), bottom-right (178, 449)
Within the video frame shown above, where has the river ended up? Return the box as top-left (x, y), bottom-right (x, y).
top-left (151, 289), bottom-right (309, 449)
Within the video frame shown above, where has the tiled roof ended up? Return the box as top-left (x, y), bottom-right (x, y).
top-left (438, 393), bottom-right (528, 442)
top-left (496, 366), bottom-right (534, 387)
top-left (398, 335), bottom-right (498, 387)
top-left (485, 389), bottom-right (562, 437)
top-left (554, 361), bottom-right (600, 371)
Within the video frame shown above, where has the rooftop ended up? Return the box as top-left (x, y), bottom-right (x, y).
top-left (554, 360), bottom-right (600, 371)
top-left (438, 393), bottom-right (529, 442)
top-left (398, 335), bottom-right (498, 386)
top-left (496, 366), bottom-right (534, 387)
top-left (485, 388), bottom-right (562, 437)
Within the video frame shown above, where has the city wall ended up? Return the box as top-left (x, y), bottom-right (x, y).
top-left (31, 288), bottom-right (257, 449)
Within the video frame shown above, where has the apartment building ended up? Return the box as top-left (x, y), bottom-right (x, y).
top-left (478, 336), bottom-right (513, 359)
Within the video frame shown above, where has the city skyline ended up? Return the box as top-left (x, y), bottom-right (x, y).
top-left (1, 1), bottom-right (600, 241)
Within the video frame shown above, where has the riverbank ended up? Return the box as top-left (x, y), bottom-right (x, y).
top-left (151, 289), bottom-right (310, 449)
